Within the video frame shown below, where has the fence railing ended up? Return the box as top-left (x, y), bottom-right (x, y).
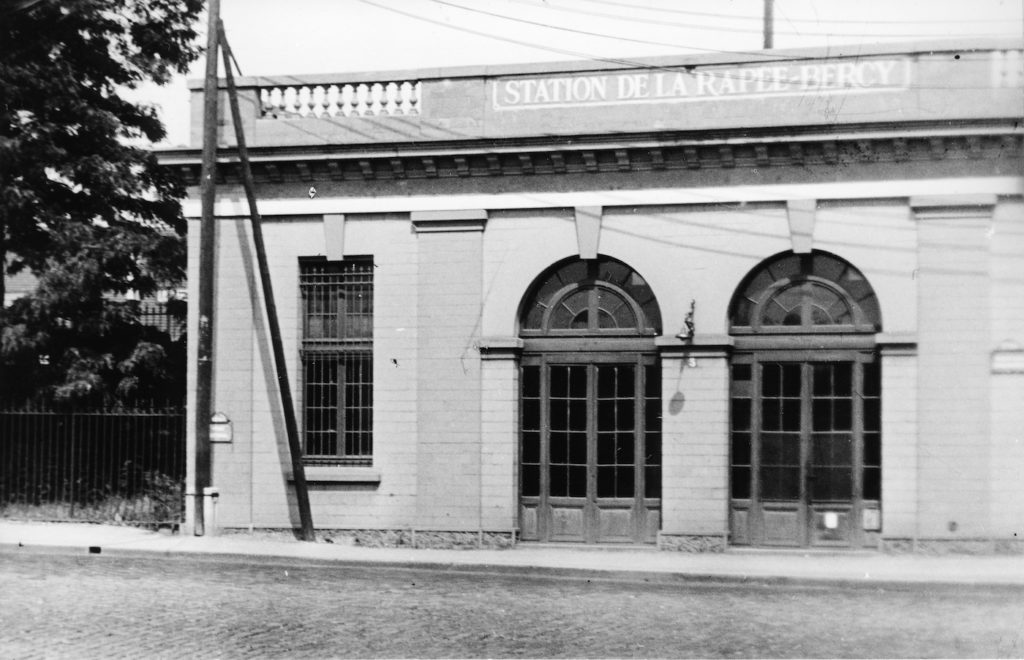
top-left (0, 401), bottom-right (186, 526)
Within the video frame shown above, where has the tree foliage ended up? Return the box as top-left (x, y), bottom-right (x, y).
top-left (0, 0), bottom-right (203, 401)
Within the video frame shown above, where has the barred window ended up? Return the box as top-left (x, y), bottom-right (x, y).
top-left (300, 258), bottom-right (373, 465)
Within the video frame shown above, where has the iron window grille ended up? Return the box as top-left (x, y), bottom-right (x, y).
top-left (299, 257), bottom-right (373, 465)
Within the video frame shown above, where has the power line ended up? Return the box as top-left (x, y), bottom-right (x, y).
top-left (359, 0), bottom-right (1008, 93)
top-left (430, 0), bottom-right (754, 52)
top-left (501, 0), bottom-right (1008, 39)
top-left (360, 0), bottom-right (798, 63)
top-left (575, 0), bottom-right (1009, 25)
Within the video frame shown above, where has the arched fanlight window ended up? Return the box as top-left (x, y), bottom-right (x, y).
top-left (520, 257), bottom-right (662, 336)
top-left (729, 251), bottom-right (881, 334)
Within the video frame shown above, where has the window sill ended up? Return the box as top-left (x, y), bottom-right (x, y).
top-left (291, 466), bottom-right (381, 483)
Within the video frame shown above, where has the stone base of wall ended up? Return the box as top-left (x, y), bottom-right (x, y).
top-left (320, 529), bottom-right (517, 550)
top-left (881, 538), bottom-right (1024, 555)
top-left (658, 534), bottom-right (727, 552)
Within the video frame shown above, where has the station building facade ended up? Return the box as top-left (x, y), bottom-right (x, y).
top-left (165, 39), bottom-right (1024, 550)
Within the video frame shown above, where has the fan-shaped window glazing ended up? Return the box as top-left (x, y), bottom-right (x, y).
top-left (520, 257), bottom-right (661, 336)
top-left (730, 251), bottom-right (880, 334)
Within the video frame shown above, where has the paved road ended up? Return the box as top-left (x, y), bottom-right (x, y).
top-left (1, 550), bottom-right (1022, 658)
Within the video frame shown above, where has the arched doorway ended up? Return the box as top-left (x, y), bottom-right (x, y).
top-left (727, 251), bottom-right (882, 548)
top-left (518, 257), bottom-right (662, 543)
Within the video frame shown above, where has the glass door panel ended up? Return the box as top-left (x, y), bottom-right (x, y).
top-left (520, 358), bottom-right (660, 543)
top-left (546, 365), bottom-right (588, 540)
top-left (758, 362), bottom-right (804, 545)
top-left (548, 365), bottom-right (588, 499)
top-left (730, 356), bottom-right (878, 548)
top-left (596, 365), bottom-right (635, 499)
top-left (809, 362), bottom-right (855, 544)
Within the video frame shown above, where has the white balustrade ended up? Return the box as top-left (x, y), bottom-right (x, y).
top-left (259, 80), bottom-right (422, 119)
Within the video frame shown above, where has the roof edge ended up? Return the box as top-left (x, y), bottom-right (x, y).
top-left (187, 37), bottom-right (1024, 90)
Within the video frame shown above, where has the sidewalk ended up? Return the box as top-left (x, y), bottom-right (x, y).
top-left (2, 520), bottom-right (1022, 588)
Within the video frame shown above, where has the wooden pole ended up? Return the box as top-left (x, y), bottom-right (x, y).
top-left (193, 0), bottom-right (220, 536)
top-left (218, 22), bottom-right (316, 541)
top-left (763, 0), bottom-right (774, 49)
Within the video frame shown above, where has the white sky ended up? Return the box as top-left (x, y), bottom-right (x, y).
top-left (140, 0), bottom-right (1024, 147)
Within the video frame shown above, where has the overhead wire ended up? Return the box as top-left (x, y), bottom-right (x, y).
top-left (358, 0), bottom-right (788, 62)
top-left (198, 2), bottom-right (1021, 162)
top-left (430, 0), bottom-right (728, 52)
top-left (498, 0), bottom-right (1009, 39)
top-left (574, 0), bottom-right (1010, 25)
top-left (207, 11), bottom-right (1014, 294)
top-left (360, 0), bottom-right (1009, 92)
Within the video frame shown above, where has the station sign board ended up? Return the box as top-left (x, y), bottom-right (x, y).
top-left (491, 58), bottom-right (910, 110)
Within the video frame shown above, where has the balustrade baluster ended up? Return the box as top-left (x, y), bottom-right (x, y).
top-left (326, 85), bottom-right (340, 117)
top-left (283, 87), bottom-right (298, 116)
top-left (258, 80), bottom-right (421, 119)
top-left (385, 82), bottom-right (399, 115)
top-left (312, 85), bottom-right (326, 117)
top-left (400, 82), bottom-right (413, 115)
top-left (260, 89), bottom-right (273, 117)
top-left (270, 88), bottom-right (284, 117)
top-left (355, 83), bottom-right (370, 116)
top-left (370, 83), bottom-right (384, 116)
top-left (341, 84), bottom-right (355, 117)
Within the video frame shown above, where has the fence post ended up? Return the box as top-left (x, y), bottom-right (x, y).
top-left (68, 410), bottom-right (76, 519)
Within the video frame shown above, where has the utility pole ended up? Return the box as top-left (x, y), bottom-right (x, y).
top-left (218, 21), bottom-right (316, 541)
top-left (194, 0), bottom-right (220, 536)
top-left (763, 0), bottom-right (774, 49)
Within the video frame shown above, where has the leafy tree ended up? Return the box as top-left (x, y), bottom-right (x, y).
top-left (0, 0), bottom-right (202, 402)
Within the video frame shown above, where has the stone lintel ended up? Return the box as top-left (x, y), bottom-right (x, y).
top-left (478, 337), bottom-right (524, 360)
top-left (411, 209), bottom-right (488, 232)
top-left (877, 332), bottom-right (918, 356)
top-left (657, 334), bottom-right (733, 358)
top-left (910, 194), bottom-right (998, 219)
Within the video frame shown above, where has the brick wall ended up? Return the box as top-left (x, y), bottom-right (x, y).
top-left (186, 194), bottom-right (1019, 542)
top-left (989, 199), bottom-right (1024, 540)
top-left (414, 224), bottom-right (484, 530)
top-left (815, 202), bottom-right (917, 334)
top-left (480, 358), bottom-right (518, 532)
top-left (661, 354), bottom-right (729, 536)
top-left (210, 219), bottom-right (256, 527)
top-left (203, 215), bottom-right (424, 529)
top-left (480, 210), bottom-right (577, 338)
top-left (880, 351), bottom-right (918, 538)
top-left (915, 207), bottom-right (992, 537)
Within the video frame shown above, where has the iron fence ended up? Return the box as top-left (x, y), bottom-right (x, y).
top-left (0, 401), bottom-right (186, 526)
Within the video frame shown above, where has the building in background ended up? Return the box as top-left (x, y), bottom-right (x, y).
top-left (2, 268), bottom-right (186, 343)
top-left (162, 38), bottom-right (1023, 550)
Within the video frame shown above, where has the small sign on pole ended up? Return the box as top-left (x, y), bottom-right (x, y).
top-left (210, 412), bottom-right (232, 443)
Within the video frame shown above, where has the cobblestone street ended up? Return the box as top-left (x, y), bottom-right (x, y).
top-left (2, 549), bottom-right (1022, 658)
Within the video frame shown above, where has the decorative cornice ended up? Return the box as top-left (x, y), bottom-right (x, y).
top-left (162, 132), bottom-right (1022, 187)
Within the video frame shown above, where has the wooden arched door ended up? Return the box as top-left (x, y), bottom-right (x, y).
top-left (518, 257), bottom-right (662, 543)
top-left (728, 251), bottom-right (883, 548)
